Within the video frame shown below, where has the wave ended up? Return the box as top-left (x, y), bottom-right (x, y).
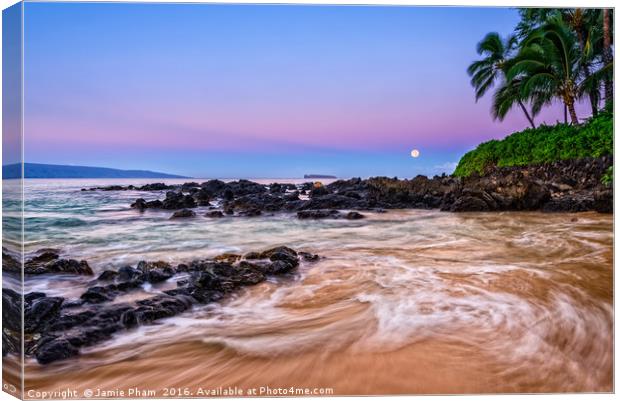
top-left (16, 182), bottom-right (613, 393)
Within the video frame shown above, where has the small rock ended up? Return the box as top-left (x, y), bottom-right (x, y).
top-left (214, 253), bottom-right (241, 264)
top-left (298, 251), bottom-right (320, 262)
top-left (80, 287), bottom-right (115, 304)
top-left (36, 339), bottom-right (79, 364)
top-left (345, 211), bottom-right (365, 220)
top-left (297, 209), bottom-right (341, 219)
top-left (145, 269), bottom-right (173, 283)
top-left (238, 208), bottom-right (261, 217)
top-left (170, 209), bottom-right (196, 219)
top-left (97, 270), bottom-right (119, 281)
top-left (243, 251), bottom-right (262, 260)
top-left (25, 296), bottom-right (64, 333)
top-left (118, 266), bottom-right (143, 282)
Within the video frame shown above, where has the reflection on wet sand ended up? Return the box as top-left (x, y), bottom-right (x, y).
top-left (20, 207), bottom-right (612, 395)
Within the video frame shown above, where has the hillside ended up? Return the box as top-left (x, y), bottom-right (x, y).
top-left (2, 163), bottom-right (189, 179)
top-left (453, 112), bottom-right (613, 177)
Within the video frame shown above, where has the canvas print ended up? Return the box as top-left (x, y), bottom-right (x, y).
top-left (1, 2), bottom-right (614, 398)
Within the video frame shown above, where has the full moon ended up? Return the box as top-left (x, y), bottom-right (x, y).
top-left (410, 149), bottom-right (420, 158)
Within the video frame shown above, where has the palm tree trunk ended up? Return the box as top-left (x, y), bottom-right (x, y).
top-left (583, 66), bottom-right (599, 116)
top-left (576, 23), bottom-right (599, 116)
top-left (589, 93), bottom-right (599, 116)
top-left (517, 100), bottom-right (536, 128)
top-left (567, 101), bottom-right (579, 125)
top-left (564, 105), bottom-right (568, 124)
top-left (603, 9), bottom-right (613, 107)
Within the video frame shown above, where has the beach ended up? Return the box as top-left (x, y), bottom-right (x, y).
top-left (2, 178), bottom-right (612, 395)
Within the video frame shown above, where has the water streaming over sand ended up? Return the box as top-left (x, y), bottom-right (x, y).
top-left (3, 179), bottom-right (613, 395)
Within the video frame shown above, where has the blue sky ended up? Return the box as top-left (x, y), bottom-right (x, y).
top-left (15, 3), bottom-right (586, 178)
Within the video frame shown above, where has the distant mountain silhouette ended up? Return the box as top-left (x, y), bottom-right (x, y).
top-left (2, 163), bottom-right (189, 179)
top-left (304, 174), bottom-right (337, 179)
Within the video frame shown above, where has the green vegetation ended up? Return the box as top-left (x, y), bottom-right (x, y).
top-left (602, 166), bottom-right (613, 186)
top-left (458, 8), bottom-right (614, 178)
top-left (468, 9), bottom-right (613, 126)
top-left (453, 111), bottom-right (613, 177)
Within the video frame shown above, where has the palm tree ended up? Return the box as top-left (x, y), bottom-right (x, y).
top-left (566, 8), bottom-right (602, 116)
top-left (467, 32), bottom-right (536, 128)
top-left (602, 9), bottom-right (613, 107)
top-left (517, 8), bottom-right (614, 117)
top-left (491, 77), bottom-right (549, 127)
top-left (515, 8), bottom-right (556, 39)
top-left (508, 17), bottom-right (585, 124)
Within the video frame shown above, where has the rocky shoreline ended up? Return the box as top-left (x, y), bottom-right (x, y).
top-left (2, 156), bottom-right (612, 365)
top-left (118, 156), bottom-right (612, 217)
top-left (2, 247), bottom-right (318, 364)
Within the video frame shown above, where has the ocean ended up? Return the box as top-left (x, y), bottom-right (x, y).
top-left (3, 178), bottom-right (613, 394)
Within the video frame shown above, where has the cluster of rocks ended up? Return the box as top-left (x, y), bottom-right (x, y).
top-left (125, 178), bottom-right (379, 219)
top-left (2, 246), bottom-right (318, 364)
top-left (129, 179), bottom-right (342, 219)
top-left (318, 156), bottom-right (613, 213)
top-left (444, 156), bottom-right (613, 213)
top-left (82, 183), bottom-right (175, 192)
top-left (2, 248), bottom-right (93, 275)
top-left (123, 156), bottom-right (612, 215)
top-left (297, 210), bottom-right (365, 220)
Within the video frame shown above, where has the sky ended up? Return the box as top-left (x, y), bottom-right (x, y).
top-left (2, 3), bottom-right (22, 166)
top-left (17, 3), bottom-right (591, 178)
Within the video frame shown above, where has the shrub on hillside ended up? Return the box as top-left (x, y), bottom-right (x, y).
top-left (453, 112), bottom-right (613, 177)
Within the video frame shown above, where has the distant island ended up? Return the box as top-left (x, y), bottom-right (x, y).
top-left (2, 163), bottom-right (189, 179)
top-left (304, 174), bottom-right (337, 179)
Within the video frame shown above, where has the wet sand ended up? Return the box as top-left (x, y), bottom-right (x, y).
top-left (15, 209), bottom-right (612, 396)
